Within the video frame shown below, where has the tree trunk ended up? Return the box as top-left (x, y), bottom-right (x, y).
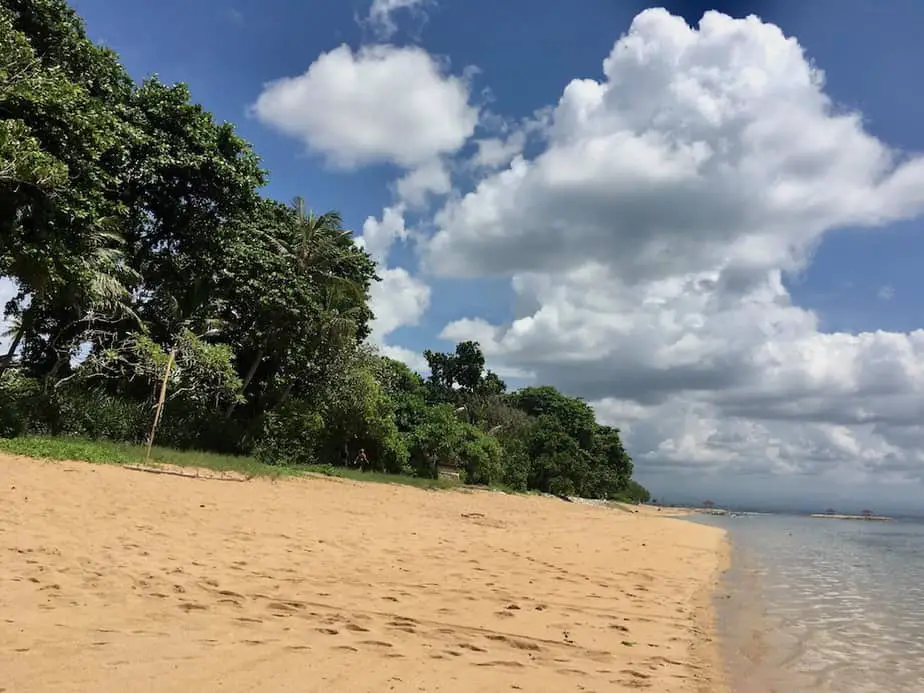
top-left (224, 346), bottom-right (263, 418)
top-left (271, 381), bottom-right (295, 411)
top-left (144, 346), bottom-right (176, 462)
top-left (44, 355), bottom-right (69, 392)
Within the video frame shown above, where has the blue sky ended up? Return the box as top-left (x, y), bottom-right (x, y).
top-left (70, 0), bottom-right (924, 339)
top-left (18, 0), bottom-right (924, 508)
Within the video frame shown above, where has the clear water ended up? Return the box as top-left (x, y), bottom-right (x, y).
top-left (696, 513), bottom-right (924, 693)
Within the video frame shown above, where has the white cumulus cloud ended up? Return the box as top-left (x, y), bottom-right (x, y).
top-left (395, 158), bottom-right (452, 208)
top-left (427, 10), bottom-right (924, 279)
top-left (357, 204), bottom-right (408, 265)
top-left (426, 9), bottom-right (924, 493)
top-left (369, 266), bottom-right (430, 339)
top-left (357, 208), bottom-right (431, 371)
top-left (252, 44), bottom-right (478, 169)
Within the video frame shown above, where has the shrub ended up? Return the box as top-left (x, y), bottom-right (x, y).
top-left (459, 428), bottom-right (503, 486)
top-left (0, 370), bottom-right (41, 437)
top-left (254, 399), bottom-right (325, 466)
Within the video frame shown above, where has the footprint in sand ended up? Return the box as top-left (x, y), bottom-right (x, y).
top-left (266, 601), bottom-right (299, 614)
top-left (484, 634), bottom-right (541, 652)
top-left (556, 667), bottom-right (586, 676)
top-left (178, 602), bottom-right (207, 612)
top-left (620, 669), bottom-right (651, 680)
top-left (458, 642), bottom-right (487, 653)
top-left (386, 616), bottom-right (417, 633)
top-left (359, 640), bottom-right (393, 648)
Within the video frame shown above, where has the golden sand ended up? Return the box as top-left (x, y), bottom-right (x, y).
top-left (1, 456), bottom-right (728, 692)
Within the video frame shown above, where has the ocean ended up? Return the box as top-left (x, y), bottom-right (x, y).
top-left (694, 512), bottom-right (924, 693)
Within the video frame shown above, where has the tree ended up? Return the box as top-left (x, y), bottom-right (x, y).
top-left (374, 355), bottom-right (428, 433)
top-left (313, 348), bottom-right (407, 474)
top-left (511, 386), bottom-right (597, 450)
top-left (0, 2), bottom-right (139, 376)
top-left (622, 480), bottom-right (651, 503)
top-left (458, 427), bottom-right (503, 486)
top-left (423, 340), bottom-right (506, 403)
top-left (68, 328), bottom-right (243, 451)
top-left (590, 424), bottom-right (634, 496)
top-left (407, 404), bottom-right (467, 478)
top-left (0, 0), bottom-right (657, 507)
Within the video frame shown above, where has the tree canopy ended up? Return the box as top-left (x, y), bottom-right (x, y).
top-left (0, 0), bottom-right (650, 503)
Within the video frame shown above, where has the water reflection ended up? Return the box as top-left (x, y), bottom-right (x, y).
top-left (702, 515), bottom-right (924, 693)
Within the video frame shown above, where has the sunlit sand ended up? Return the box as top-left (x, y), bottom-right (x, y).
top-left (1, 456), bottom-right (728, 692)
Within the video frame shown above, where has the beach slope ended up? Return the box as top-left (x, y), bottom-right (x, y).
top-left (1, 456), bottom-right (727, 692)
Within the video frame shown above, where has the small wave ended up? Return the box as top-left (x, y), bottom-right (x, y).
top-left (716, 515), bottom-right (924, 692)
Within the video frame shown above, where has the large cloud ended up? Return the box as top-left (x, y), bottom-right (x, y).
top-left (427, 10), bottom-right (924, 278)
top-left (427, 9), bottom-right (924, 491)
top-left (252, 44), bottom-right (478, 169)
top-left (358, 208), bottom-right (431, 371)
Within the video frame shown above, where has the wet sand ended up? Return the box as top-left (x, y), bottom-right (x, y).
top-left (1, 455), bottom-right (729, 692)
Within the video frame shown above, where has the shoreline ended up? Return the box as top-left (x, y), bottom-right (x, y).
top-left (690, 525), bottom-right (732, 693)
top-left (2, 455), bottom-right (731, 692)
top-left (659, 507), bottom-right (732, 693)
top-left (708, 517), bottom-right (810, 693)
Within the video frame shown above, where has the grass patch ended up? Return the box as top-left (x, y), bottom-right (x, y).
top-left (0, 436), bottom-right (461, 490)
top-left (302, 463), bottom-right (461, 490)
top-left (0, 435), bottom-right (290, 479)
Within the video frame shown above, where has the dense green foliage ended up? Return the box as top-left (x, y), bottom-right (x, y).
top-left (0, 0), bottom-right (648, 501)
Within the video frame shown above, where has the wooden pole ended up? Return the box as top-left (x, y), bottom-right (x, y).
top-left (144, 346), bottom-right (176, 463)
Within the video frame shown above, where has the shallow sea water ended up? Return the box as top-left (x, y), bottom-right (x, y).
top-left (697, 513), bottom-right (924, 693)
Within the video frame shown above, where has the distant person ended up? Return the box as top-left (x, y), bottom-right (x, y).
top-left (354, 448), bottom-right (369, 471)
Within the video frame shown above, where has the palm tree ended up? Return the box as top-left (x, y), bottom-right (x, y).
top-left (0, 219), bottom-right (136, 377)
top-left (226, 199), bottom-right (368, 419)
top-left (290, 197), bottom-right (356, 278)
top-left (288, 196), bottom-right (369, 340)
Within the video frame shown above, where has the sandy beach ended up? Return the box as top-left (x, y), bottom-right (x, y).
top-left (1, 455), bottom-right (728, 692)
